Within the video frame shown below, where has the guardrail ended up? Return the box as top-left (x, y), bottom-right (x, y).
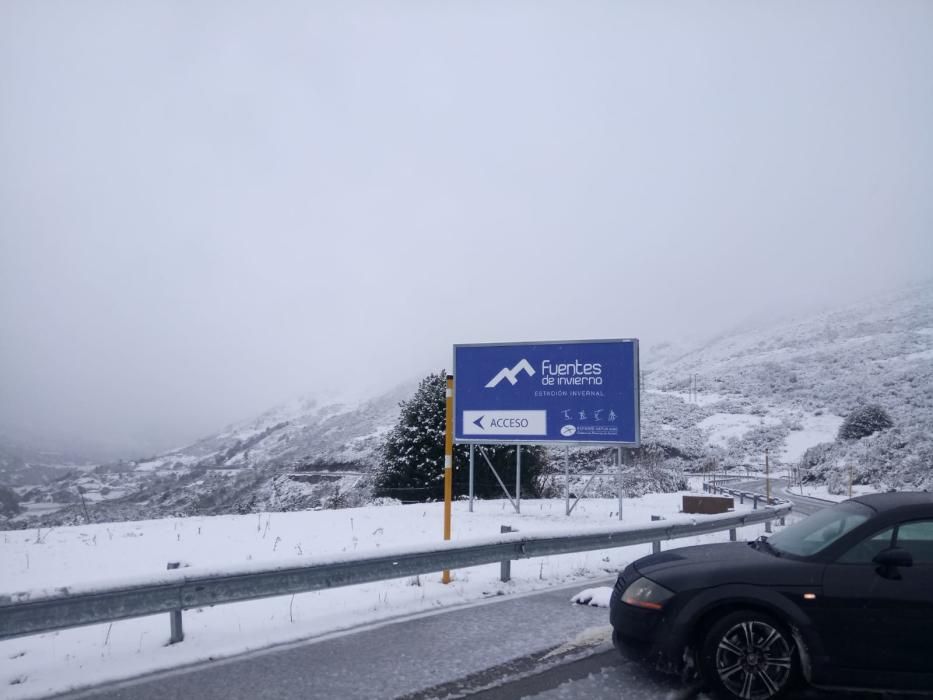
top-left (0, 503), bottom-right (791, 644)
top-left (703, 481), bottom-right (794, 533)
top-left (704, 481), bottom-right (783, 507)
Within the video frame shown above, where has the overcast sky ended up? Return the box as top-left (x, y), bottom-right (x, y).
top-left (1, 1), bottom-right (931, 455)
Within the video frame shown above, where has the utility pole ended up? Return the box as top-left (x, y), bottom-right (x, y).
top-left (765, 449), bottom-right (771, 504)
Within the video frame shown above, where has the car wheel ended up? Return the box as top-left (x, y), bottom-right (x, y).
top-left (699, 610), bottom-right (798, 700)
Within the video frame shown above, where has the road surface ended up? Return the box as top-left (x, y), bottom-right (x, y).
top-left (53, 563), bottom-right (873, 700)
top-left (736, 478), bottom-right (833, 516)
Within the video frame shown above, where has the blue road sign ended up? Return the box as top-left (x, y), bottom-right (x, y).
top-left (453, 339), bottom-right (640, 445)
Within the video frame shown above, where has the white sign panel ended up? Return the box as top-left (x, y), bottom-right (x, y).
top-left (461, 410), bottom-right (547, 436)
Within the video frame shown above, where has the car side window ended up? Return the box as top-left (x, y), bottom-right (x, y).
top-left (894, 521), bottom-right (933, 564)
top-left (837, 526), bottom-right (895, 564)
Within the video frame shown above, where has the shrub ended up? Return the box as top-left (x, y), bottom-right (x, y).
top-left (838, 404), bottom-right (893, 440)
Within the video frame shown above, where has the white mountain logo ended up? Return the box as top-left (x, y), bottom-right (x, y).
top-left (485, 359), bottom-right (535, 388)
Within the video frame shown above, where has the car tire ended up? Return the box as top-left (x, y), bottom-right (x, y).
top-left (698, 609), bottom-right (799, 700)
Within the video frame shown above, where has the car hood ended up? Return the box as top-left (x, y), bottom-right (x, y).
top-left (632, 542), bottom-right (822, 591)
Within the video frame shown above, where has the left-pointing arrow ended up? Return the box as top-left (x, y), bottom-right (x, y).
top-left (472, 415), bottom-right (484, 430)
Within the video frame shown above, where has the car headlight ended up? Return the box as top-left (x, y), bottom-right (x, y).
top-left (622, 576), bottom-right (674, 611)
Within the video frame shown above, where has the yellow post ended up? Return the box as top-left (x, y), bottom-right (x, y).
top-left (442, 374), bottom-right (454, 584)
top-left (765, 449), bottom-right (771, 504)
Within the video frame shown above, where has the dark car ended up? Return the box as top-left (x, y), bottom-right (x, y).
top-left (609, 492), bottom-right (933, 699)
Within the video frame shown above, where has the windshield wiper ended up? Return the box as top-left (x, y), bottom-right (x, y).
top-left (753, 535), bottom-right (782, 557)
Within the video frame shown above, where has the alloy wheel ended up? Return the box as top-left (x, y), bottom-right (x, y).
top-left (714, 620), bottom-right (793, 700)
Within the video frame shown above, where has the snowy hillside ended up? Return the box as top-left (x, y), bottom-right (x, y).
top-left (134, 383), bottom-right (418, 473)
top-left (3, 283), bottom-right (930, 528)
top-left (642, 282), bottom-right (933, 491)
top-left (2, 385), bottom-right (414, 528)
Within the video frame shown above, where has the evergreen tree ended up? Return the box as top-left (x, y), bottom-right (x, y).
top-left (375, 371), bottom-right (548, 501)
top-left (0, 485), bottom-right (22, 519)
top-left (838, 404), bottom-right (894, 440)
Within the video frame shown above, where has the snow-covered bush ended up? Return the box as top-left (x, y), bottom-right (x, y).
top-left (802, 426), bottom-right (933, 492)
top-left (837, 404), bottom-right (893, 440)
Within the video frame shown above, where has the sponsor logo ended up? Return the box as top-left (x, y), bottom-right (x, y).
top-left (560, 425), bottom-right (577, 437)
top-left (485, 359), bottom-right (535, 388)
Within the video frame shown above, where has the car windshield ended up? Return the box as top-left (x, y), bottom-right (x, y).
top-left (767, 502), bottom-right (873, 557)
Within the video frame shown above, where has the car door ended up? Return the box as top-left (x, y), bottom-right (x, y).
top-left (820, 519), bottom-right (933, 681)
top-left (887, 520), bottom-right (933, 675)
top-left (817, 525), bottom-right (896, 672)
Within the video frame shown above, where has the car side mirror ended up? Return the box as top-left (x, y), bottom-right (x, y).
top-left (873, 548), bottom-right (913, 577)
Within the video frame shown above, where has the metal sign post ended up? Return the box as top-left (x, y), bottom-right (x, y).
top-left (442, 375), bottom-right (454, 584)
top-left (468, 444), bottom-right (475, 512)
top-left (516, 445), bottom-right (521, 513)
top-left (617, 446), bottom-right (624, 521)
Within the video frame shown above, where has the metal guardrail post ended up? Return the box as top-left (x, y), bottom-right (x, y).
top-left (739, 493), bottom-right (744, 505)
top-left (729, 527), bottom-right (737, 542)
top-left (500, 526), bottom-right (513, 582)
top-left (780, 516), bottom-right (786, 526)
top-left (166, 562), bottom-right (183, 644)
top-left (651, 515), bottom-right (662, 554)
top-left (765, 519), bottom-right (772, 534)
top-left (753, 495), bottom-right (759, 510)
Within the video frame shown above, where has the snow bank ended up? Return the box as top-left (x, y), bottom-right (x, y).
top-left (0, 494), bottom-right (776, 699)
top-left (571, 587), bottom-right (613, 608)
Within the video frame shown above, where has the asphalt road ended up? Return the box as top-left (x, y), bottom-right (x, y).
top-left (736, 478), bottom-right (833, 516)
top-left (54, 578), bottom-right (858, 700)
top-left (53, 579), bottom-right (625, 700)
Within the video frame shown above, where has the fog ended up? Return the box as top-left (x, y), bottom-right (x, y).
top-left (1, 1), bottom-right (931, 456)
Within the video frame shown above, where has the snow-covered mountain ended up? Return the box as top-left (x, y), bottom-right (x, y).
top-left (130, 385), bottom-right (413, 473)
top-left (1, 384), bottom-right (415, 527)
top-left (641, 282), bottom-right (933, 491)
top-left (3, 281), bottom-right (931, 527)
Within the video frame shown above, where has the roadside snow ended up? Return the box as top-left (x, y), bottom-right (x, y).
top-left (571, 587), bottom-right (613, 608)
top-left (0, 495), bottom-right (775, 700)
top-left (787, 484), bottom-right (879, 502)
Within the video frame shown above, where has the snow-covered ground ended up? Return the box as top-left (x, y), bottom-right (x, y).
top-left (0, 494), bottom-right (777, 699)
top-left (646, 389), bottom-right (726, 407)
top-left (787, 483), bottom-right (880, 502)
top-left (780, 413), bottom-right (843, 462)
top-left (696, 412), bottom-right (781, 448)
